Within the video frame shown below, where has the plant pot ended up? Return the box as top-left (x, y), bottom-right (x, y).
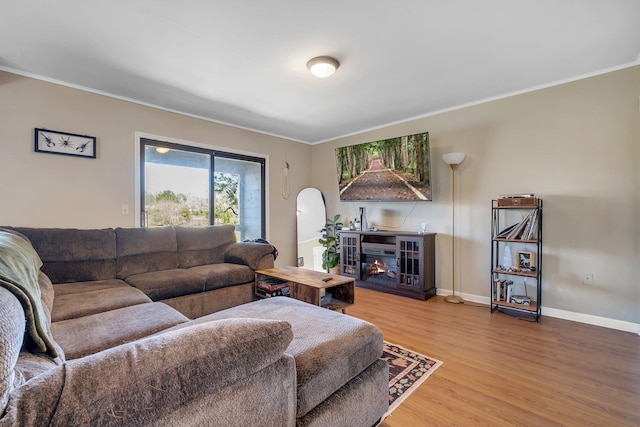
top-left (330, 265), bottom-right (341, 275)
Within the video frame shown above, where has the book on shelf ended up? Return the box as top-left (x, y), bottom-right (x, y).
top-left (525, 209), bottom-right (539, 240)
top-left (493, 279), bottom-right (513, 301)
top-left (506, 214), bottom-right (529, 239)
top-left (495, 223), bottom-right (518, 238)
top-left (520, 213), bottom-right (534, 240)
top-left (505, 282), bottom-right (514, 302)
top-left (256, 285), bottom-right (290, 298)
top-left (256, 278), bottom-right (291, 292)
top-left (523, 209), bottom-right (538, 240)
top-left (495, 210), bottom-right (538, 240)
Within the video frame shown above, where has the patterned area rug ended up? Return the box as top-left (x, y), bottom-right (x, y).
top-left (383, 341), bottom-right (443, 417)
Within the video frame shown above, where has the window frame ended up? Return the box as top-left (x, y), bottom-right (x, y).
top-left (134, 132), bottom-right (268, 239)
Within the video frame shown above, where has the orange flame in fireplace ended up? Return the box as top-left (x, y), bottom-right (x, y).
top-left (370, 259), bottom-right (386, 275)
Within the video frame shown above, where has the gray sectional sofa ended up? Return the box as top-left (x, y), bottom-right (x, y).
top-left (8, 225), bottom-right (277, 319)
top-left (0, 227), bottom-right (389, 426)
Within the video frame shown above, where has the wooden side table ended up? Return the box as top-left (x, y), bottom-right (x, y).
top-left (255, 266), bottom-right (354, 313)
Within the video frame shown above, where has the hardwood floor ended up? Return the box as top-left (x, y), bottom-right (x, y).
top-left (347, 287), bottom-right (640, 427)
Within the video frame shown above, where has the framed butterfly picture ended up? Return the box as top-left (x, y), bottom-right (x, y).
top-left (34, 128), bottom-right (96, 159)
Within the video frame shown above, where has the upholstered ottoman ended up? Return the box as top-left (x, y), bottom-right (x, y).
top-left (184, 297), bottom-right (389, 427)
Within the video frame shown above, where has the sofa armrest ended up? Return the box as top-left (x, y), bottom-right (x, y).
top-left (47, 318), bottom-right (293, 425)
top-left (224, 242), bottom-right (276, 270)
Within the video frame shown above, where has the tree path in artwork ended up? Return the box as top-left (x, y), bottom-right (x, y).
top-left (340, 157), bottom-right (429, 201)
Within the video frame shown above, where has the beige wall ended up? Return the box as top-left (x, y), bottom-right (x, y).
top-left (312, 66), bottom-right (640, 325)
top-left (2, 67), bottom-right (638, 326)
top-left (0, 71), bottom-right (312, 267)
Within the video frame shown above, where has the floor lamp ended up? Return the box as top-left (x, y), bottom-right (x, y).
top-left (442, 152), bottom-right (466, 304)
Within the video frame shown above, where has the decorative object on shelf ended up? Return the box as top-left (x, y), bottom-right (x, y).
top-left (307, 56), bottom-right (340, 78)
top-left (442, 152), bottom-right (466, 304)
top-left (34, 128), bottom-right (96, 159)
top-left (516, 250), bottom-right (535, 269)
top-left (359, 207), bottom-right (366, 231)
top-left (503, 245), bottom-right (514, 269)
top-left (319, 214), bottom-right (343, 272)
top-left (510, 295), bottom-right (531, 305)
top-left (497, 194), bottom-right (537, 207)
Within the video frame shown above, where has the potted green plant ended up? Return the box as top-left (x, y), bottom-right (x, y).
top-left (319, 214), bottom-right (343, 273)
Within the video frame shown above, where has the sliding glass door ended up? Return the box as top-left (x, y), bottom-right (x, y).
top-left (140, 138), bottom-right (265, 241)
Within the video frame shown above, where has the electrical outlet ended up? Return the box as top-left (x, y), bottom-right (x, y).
top-left (583, 273), bottom-right (594, 285)
top-left (121, 204), bottom-right (129, 215)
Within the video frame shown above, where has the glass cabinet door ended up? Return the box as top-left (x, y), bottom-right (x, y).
top-left (397, 237), bottom-right (423, 291)
top-left (340, 232), bottom-right (360, 279)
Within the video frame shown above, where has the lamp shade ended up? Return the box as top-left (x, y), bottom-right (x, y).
top-left (307, 56), bottom-right (339, 78)
top-left (442, 152), bottom-right (466, 166)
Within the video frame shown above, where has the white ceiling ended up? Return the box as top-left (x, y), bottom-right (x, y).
top-left (1, 1), bottom-right (639, 144)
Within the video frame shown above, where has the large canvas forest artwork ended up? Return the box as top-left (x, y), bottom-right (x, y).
top-left (335, 132), bottom-right (432, 202)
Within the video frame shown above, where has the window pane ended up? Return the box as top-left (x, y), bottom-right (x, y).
top-left (140, 139), bottom-right (265, 239)
top-left (215, 156), bottom-right (263, 241)
top-left (144, 145), bottom-right (210, 227)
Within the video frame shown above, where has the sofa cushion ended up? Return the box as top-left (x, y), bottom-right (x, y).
top-left (9, 227), bottom-right (116, 283)
top-left (115, 227), bottom-right (178, 279)
top-left (51, 279), bottom-right (151, 322)
top-left (189, 263), bottom-right (255, 291)
top-left (49, 319), bottom-right (295, 426)
top-left (224, 242), bottom-right (277, 270)
top-left (189, 297), bottom-right (384, 418)
top-left (125, 269), bottom-right (206, 301)
top-left (44, 260), bottom-right (117, 285)
top-left (51, 302), bottom-right (188, 360)
top-left (296, 358), bottom-right (389, 427)
top-left (1, 361), bottom-right (66, 427)
top-left (52, 278), bottom-right (132, 296)
top-left (175, 225), bottom-right (236, 268)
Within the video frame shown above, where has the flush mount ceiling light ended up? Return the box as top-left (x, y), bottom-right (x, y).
top-left (306, 56), bottom-right (339, 78)
top-left (156, 147), bottom-right (170, 154)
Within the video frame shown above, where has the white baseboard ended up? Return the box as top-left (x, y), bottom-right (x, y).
top-left (540, 307), bottom-right (640, 334)
top-left (436, 289), bottom-right (640, 335)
